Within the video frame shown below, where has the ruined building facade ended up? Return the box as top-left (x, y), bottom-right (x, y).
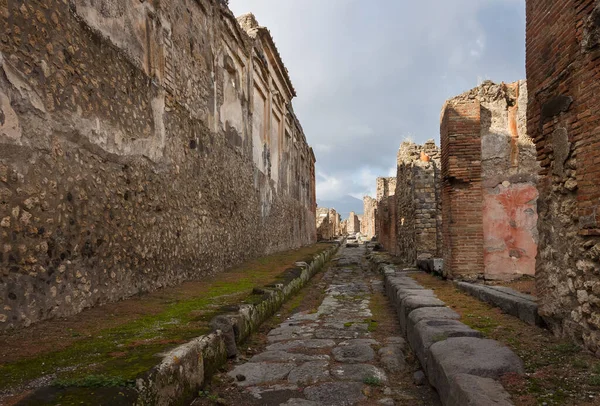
top-left (527, 0), bottom-right (600, 353)
top-left (0, 1), bottom-right (316, 329)
top-left (441, 81), bottom-right (539, 281)
top-left (395, 140), bottom-right (442, 266)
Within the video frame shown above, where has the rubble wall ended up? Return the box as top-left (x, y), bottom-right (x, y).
top-left (0, 0), bottom-right (316, 329)
top-left (395, 140), bottom-right (441, 265)
top-left (527, 0), bottom-right (600, 353)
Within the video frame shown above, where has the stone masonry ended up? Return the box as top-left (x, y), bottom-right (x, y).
top-left (440, 81), bottom-right (539, 281)
top-left (347, 211), bottom-right (361, 235)
top-left (362, 196), bottom-right (376, 239)
top-left (0, 1), bottom-right (316, 329)
top-left (395, 140), bottom-right (442, 266)
top-left (316, 207), bottom-right (341, 240)
top-left (316, 208), bottom-right (332, 241)
top-left (527, 0), bottom-right (600, 354)
top-left (375, 177), bottom-right (397, 254)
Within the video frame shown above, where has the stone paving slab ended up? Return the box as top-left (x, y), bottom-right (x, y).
top-left (222, 245), bottom-right (440, 405)
top-left (228, 362), bottom-right (295, 387)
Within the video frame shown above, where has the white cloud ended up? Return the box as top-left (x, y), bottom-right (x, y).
top-left (228, 0), bottom-right (525, 202)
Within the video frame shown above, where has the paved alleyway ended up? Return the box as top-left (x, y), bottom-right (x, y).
top-left (201, 245), bottom-right (440, 405)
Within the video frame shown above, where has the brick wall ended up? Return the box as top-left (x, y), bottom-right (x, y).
top-left (527, 0), bottom-right (600, 352)
top-left (441, 81), bottom-right (539, 281)
top-left (440, 98), bottom-right (484, 280)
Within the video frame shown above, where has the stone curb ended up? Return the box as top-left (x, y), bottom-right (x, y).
top-left (135, 242), bottom-right (341, 406)
top-left (366, 252), bottom-right (523, 406)
top-left (455, 281), bottom-right (543, 327)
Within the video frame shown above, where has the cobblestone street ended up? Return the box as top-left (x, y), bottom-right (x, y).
top-left (199, 246), bottom-right (440, 405)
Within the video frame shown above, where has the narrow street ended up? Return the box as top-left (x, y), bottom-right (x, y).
top-left (195, 245), bottom-right (440, 405)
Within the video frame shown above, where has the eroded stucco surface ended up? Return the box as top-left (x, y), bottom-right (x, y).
top-left (0, 1), bottom-right (316, 328)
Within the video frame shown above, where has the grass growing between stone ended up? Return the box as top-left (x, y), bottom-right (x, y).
top-left (0, 243), bottom-right (334, 400)
top-left (411, 273), bottom-right (600, 406)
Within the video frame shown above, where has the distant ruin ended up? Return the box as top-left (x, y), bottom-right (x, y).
top-left (316, 207), bottom-right (341, 240)
top-left (361, 196), bottom-right (377, 239)
top-left (0, 1), bottom-right (316, 328)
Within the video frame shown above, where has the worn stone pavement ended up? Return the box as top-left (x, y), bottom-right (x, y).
top-left (217, 245), bottom-right (440, 405)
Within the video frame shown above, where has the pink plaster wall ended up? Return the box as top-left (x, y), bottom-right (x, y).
top-left (483, 183), bottom-right (538, 280)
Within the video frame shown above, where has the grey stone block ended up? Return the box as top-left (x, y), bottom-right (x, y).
top-left (456, 282), bottom-right (541, 326)
top-left (446, 373), bottom-right (513, 406)
top-left (407, 307), bottom-right (460, 326)
top-left (399, 295), bottom-right (446, 334)
top-left (407, 319), bottom-right (482, 370)
top-left (396, 288), bottom-right (436, 302)
top-left (426, 337), bottom-right (524, 402)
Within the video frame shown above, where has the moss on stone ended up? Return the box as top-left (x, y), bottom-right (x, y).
top-left (1, 244), bottom-right (335, 394)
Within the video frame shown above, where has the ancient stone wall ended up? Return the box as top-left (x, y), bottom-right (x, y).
top-left (395, 140), bottom-right (442, 266)
top-left (0, 0), bottom-right (316, 329)
top-left (316, 208), bottom-right (331, 241)
top-left (362, 196), bottom-right (376, 239)
top-left (441, 81), bottom-right (538, 281)
top-left (376, 177), bottom-right (397, 201)
top-left (347, 211), bottom-right (361, 235)
top-left (375, 177), bottom-right (397, 254)
top-left (527, 0), bottom-right (600, 353)
top-left (328, 208), bottom-right (340, 238)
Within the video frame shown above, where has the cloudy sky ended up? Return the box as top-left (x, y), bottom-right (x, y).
top-left (229, 0), bottom-right (526, 206)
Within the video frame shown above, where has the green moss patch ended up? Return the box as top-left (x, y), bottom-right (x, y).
top-left (0, 243), bottom-right (335, 394)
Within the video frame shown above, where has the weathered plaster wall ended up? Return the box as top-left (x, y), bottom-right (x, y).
top-left (527, 0), bottom-right (600, 354)
top-left (480, 81), bottom-right (539, 281)
top-left (395, 140), bottom-right (442, 266)
top-left (441, 81), bottom-right (539, 281)
top-left (0, 0), bottom-right (316, 329)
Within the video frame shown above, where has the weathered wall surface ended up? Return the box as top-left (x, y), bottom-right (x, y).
top-left (375, 177), bottom-right (397, 254)
top-left (329, 208), bottom-right (341, 238)
top-left (316, 208), bottom-right (331, 241)
top-left (362, 196), bottom-right (376, 239)
top-left (441, 98), bottom-right (484, 280)
top-left (442, 81), bottom-right (539, 280)
top-left (441, 81), bottom-right (538, 281)
top-left (395, 140), bottom-right (442, 266)
top-left (527, 0), bottom-right (600, 353)
top-left (480, 81), bottom-right (539, 281)
top-left (0, 1), bottom-right (316, 329)
top-left (347, 211), bottom-right (361, 235)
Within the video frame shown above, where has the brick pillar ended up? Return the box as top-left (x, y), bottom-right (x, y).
top-left (440, 99), bottom-right (483, 280)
